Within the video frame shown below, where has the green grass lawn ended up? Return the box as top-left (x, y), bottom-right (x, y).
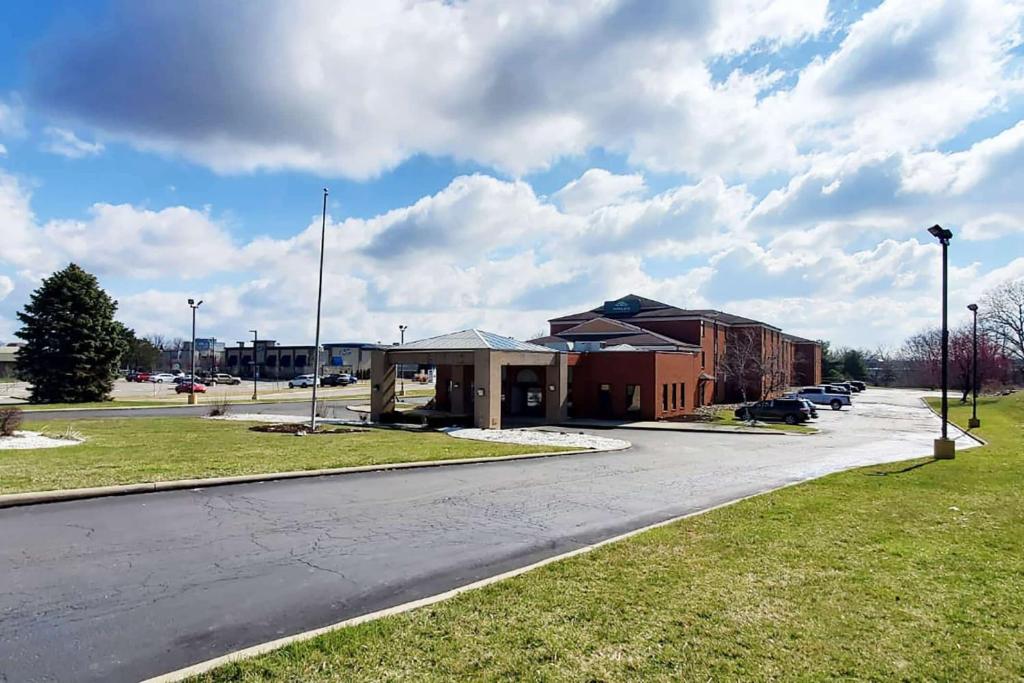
top-left (197, 392), bottom-right (1024, 681)
top-left (0, 417), bottom-right (570, 495)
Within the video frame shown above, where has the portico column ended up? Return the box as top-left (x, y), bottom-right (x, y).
top-left (474, 350), bottom-right (501, 429)
top-left (545, 353), bottom-right (568, 423)
top-left (370, 349), bottom-right (396, 422)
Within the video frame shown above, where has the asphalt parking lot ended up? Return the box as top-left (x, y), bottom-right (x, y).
top-left (0, 388), bottom-right (974, 682)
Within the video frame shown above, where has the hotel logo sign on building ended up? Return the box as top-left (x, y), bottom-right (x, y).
top-left (603, 299), bottom-right (641, 316)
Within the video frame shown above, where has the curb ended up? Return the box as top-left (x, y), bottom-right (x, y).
top-left (917, 397), bottom-right (988, 446)
top-left (0, 443), bottom-right (630, 510)
top-left (561, 421), bottom-right (809, 436)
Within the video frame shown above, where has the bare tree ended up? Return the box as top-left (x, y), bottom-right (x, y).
top-left (144, 334), bottom-right (169, 351)
top-left (981, 278), bottom-right (1024, 363)
top-left (719, 329), bottom-right (790, 422)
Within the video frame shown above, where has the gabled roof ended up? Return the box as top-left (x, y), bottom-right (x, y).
top-left (602, 332), bottom-right (701, 351)
top-left (396, 329), bottom-right (555, 352)
top-left (548, 294), bottom-right (779, 330)
top-left (558, 317), bottom-right (647, 335)
top-left (783, 333), bottom-right (820, 345)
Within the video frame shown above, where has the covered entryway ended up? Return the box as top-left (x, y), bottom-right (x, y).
top-left (370, 329), bottom-right (568, 429)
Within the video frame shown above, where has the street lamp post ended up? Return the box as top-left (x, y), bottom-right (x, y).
top-left (927, 225), bottom-right (955, 459)
top-left (187, 298), bottom-right (203, 405)
top-left (310, 188), bottom-right (328, 432)
top-left (249, 329), bottom-right (259, 401)
top-left (398, 324), bottom-right (408, 396)
top-left (967, 304), bottom-right (980, 429)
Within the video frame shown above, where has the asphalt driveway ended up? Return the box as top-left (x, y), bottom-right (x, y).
top-left (0, 389), bottom-right (972, 682)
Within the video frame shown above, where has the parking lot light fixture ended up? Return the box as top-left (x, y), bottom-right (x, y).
top-left (927, 225), bottom-right (955, 459)
top-left (310, 188), bottom-right (328, 432)
top-left (187, 299), bottom-right (203, 405)
top-left (249, 329), bottom-right (258, 400)
top-left (967, 304), bottom-right (980, 429)
top-left (398, 324), bottom-right (408, 396)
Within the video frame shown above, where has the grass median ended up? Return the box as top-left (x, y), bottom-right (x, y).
top-left (0, 417), bottom-right (573, 495)
top-left (197, 392), bottom-right (1023, 681)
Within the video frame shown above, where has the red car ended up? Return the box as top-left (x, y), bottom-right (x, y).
top-left (175, 382), bottom-right (207, 394)
top-left (135, 371), bottom-right (151, 382)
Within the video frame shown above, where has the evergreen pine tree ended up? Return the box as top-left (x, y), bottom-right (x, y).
top-left (15, 264), bottom-right (128, 403)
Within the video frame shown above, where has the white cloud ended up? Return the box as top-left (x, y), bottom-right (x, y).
top-left (0, 275), bottom-right (12, 301)
top-left (29, 0), bottom-right (830, 178)
top-left (553, 169), bottom-right (646, 214)
top-left (779, 0), bottom-right (1024, 157)
top-left (0, 97), bottom-right (24, 137)
top-left (42, 126), bottom-right (104, 158)
top-left (1, 156), bottom-right (1021, 347)
top-left (961, 213), bottom-right (1024, 240)
top-left (0, 168), bottom-right (237, 279)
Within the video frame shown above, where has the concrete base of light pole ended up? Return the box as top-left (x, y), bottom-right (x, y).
top-left (933, 438), bottom-right (956, 459)
top-left (188, 394), bottom-right (198, 405)
top-left (968, 417), bottom-right (981, 429)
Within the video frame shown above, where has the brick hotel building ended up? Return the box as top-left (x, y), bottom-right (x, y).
top-left (371, 294), bottom-right (822, 429)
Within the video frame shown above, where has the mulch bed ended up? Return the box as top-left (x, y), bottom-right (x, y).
top-left (248, 423), bottom-right (369, 435)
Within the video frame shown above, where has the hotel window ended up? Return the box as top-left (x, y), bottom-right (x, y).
top-left (227, 354), bottom-right (238, 366)
top-left (295, 355), bottom-right (307, 367)
top-left (662, 384), bottom-right (669, 411)
top-left (680, 383), bottom-right (686, 408)
top-left (241, 355), bottom-right (252, 366)
top-left (626, 384), bottom-right (641, 413)
top-left (265, 356), bottom-right (277, 367)
top-left (701, 351), bottom-right (706, 367)
top-left (671, 383), bottom-right (677, 410)
top-left (280, 356), bottom-right (292, 367)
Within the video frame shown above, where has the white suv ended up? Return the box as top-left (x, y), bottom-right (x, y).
top-left (288, 374), bottom-right (317, 388)
top-left (149, 373), bottom-right (177, 383)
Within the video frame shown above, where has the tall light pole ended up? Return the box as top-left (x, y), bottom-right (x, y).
top-left (398, 324), bottom-right (408, 396)
top-left (187, 298), bottom-right (203, 405)
top-left (310, 188), bottom-right (328, 432)
top-left (928, 224), bottom-right (955, 459)
top-left (967, 304), bottom-right (980, 429)
top-left (249, 329), bottom-right (258, 401)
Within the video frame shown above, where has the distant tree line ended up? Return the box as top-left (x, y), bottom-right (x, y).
top-left (868, 277), bottom-right (1023, 397)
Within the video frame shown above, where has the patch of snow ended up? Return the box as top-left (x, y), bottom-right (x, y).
top-left (443, 428), bottom-right (629, 451)
top-left (0, 431), bottom-right (82, 450)
top-left (206, 413), bottom-right (307, 423)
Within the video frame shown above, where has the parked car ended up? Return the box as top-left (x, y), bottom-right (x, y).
top-left (175, 381), bottom-right (207, 394)
top-left (202, 373), bottom-right (242, 386)
top-left (131, 371), bottom-right (151, 382)
top-left (825, 383), bottom-right (852, 395)
top-left (734, 398), bottom-right (811, 425)
top-left (321, 373), bottom-right (357, 387)
top-left (288, 374), bottom-right (317, 388)
top-left (150, 373), bottom-right (177, 383)
top-left (796, 386), bottom-right (852, 410)
top-left (783, 394), bottom-right (819, 419)
top-left (173, 375), bottom-right (194, 385)
top-left (848, 380), bottom-right (867, 392)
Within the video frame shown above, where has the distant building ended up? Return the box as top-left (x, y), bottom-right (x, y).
top-left (0, 343), bottom-right (22, 378)
top-left (225, 340), bottom-right (377, 380)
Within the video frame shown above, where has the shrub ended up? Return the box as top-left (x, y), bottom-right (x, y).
top-left (207, 396), bottom-right (232, 417)
top-left (0, 406), bottom-right (24, 436)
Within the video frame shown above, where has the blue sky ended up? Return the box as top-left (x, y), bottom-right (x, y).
top-left (0, 0), bottom-right (1022, 348)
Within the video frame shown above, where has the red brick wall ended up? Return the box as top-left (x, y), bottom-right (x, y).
top-left (570, 351), bottom-right (700, 421)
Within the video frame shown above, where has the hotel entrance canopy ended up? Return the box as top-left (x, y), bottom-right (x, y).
top-left (370, 329), bottom-right (567, 429)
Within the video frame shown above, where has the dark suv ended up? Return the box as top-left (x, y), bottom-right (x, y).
top-left (734, 399), bottom-right (811, 425)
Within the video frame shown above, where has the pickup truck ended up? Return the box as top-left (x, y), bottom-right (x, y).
top-left (201, 373), bottom-right (242, 386)
top-left (796, 386), bottom-right (852, 410)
